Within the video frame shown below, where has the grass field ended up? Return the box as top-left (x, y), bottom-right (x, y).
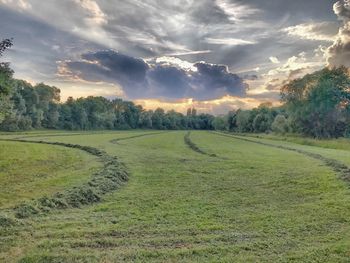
top-left (242, 133), bottom-right (350, 151)
top-left (1, 131), bottom-right (350, 262)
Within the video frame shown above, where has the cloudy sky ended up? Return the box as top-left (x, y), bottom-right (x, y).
top-left (1, 0), bottom-right (350, 114)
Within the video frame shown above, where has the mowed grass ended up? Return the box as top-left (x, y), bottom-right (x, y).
top-left (1, 131), bottom-right (350, 262)
top-left (0, 141), bottom-right (101, 208)
top-left (244, 133), bottom-right (350, 151)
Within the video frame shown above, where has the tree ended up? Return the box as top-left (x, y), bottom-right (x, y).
top-left (0, 39), bottom-right (13, 124)
top-left (227, 111), bottom-right (237, 131)
top-left (236, 110), bottom-right (252, 132)
top-left (212, 116), bottom-right (226, 130)
top-left (139, 110), bottom-right (153, 129)
top-left (282, 67), bottom-right (350, 138)
top-left (152, 108), bottom-right (165, 129)
top-left (271, 114), bottom-right (289, 134)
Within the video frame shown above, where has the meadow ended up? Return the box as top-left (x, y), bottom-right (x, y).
top-left (1, 130), bottom-right (350, 262)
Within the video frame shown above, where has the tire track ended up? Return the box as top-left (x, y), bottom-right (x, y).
top-left (214, 132), bottom-right (350, 183)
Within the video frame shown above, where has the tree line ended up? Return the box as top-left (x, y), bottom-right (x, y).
top-left (0, 78), bottom-right (215, 131)
top-left (214, 67), bottom-right (350, 138)
top-left (1, 39), bottom-right (350, 138)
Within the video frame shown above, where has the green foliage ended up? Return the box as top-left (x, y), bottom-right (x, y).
top-left (236, 110), bottom-right (253, 132)
top-left (211, 116), bottom-right (226, 130)
top-left (1, 87), bottom-right (215, 131)
top-left (0, 39), bottom-right (14, 124)
top-left (282, 67), bottom-right (350, 138)
top-left (271, 114), bottom-right (289, 134)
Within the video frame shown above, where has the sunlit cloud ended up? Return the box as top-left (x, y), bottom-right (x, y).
top-left (205, 37), bottom-right (256, 46)
top-left (134, 95), bottom-right (276, 115)
top-left (215, 0), bottom-right (260, 22)
top-left (154, 56), bottom-right (197, 71)
top-left (269, 56), bottom-right (280, 64)
top-left (284, 21), bottom-right (339, 42)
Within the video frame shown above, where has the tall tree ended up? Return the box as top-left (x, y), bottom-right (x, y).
top-left (282, 67), bottom-right (350, 138)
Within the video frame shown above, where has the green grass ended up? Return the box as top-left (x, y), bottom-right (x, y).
top-left (1, 131), bottom-right (350, 262)
top-left (0, 141), bottom-right (100, 208)
top-left (243, 133), bottom-right (350, 151)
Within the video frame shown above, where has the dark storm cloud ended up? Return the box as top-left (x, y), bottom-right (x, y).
top-left (147, 66), bottom-right (191, 98)
top-left (81, 51), bottom-right (149, 83)
top-left (244, 74), bottom-right (258, 80)
top-left (63, 50), bottom-right (149, 98)
top-left (61, 50), bottom-right (247, 100)
top-left (191, 62), bottom-right (247, 99)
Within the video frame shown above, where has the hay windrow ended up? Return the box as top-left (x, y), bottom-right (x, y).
top-left (109, 132), bottom-right (164, 144)
top-left (0, 139), bottom-right (129, 219)
top-left (184, 132), bottom-right (217, 157)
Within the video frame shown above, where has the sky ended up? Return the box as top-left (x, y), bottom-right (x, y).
top-left (1, 0), bottom-right (350, 114)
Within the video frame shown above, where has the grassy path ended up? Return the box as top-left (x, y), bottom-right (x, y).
top-left (1, 131), bottom-right (350, 262)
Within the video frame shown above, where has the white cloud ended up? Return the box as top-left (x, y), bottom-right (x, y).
top-left (1, 0), bottom-right (116, 49)
top-left (283, 22), bottom-right (339, 42)
top-left (215, 0), bottom-right (259, 22)
top-left (165, 50), bottom-right (212, 56)
top-left (0, 0), bottom-right (31, 10)
top-left (327, 0), bottom-right (350, 67)
top-left (73, 0), bottom-right (107, 26)
top-left (155, 56), bottom-right (197, 71)
top-left (205, 37), bottom-right (256, 46)
top-left (248, 51), bottom-right (326, 95)
top-left (269, 56), bottom-right (280, 64)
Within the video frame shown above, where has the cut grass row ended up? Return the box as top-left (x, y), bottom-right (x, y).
top-left (184, 131), bottom-right (217, 157)
top-left (0, 141), bottom-right (100, 209)
top-left (109, 131), bottom-right (166, 144)
top-left (0, 138), bottom-right (128, 221)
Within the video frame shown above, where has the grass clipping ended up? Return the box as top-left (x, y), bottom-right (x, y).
top-left (4, 140), bottom-right (129, 219)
